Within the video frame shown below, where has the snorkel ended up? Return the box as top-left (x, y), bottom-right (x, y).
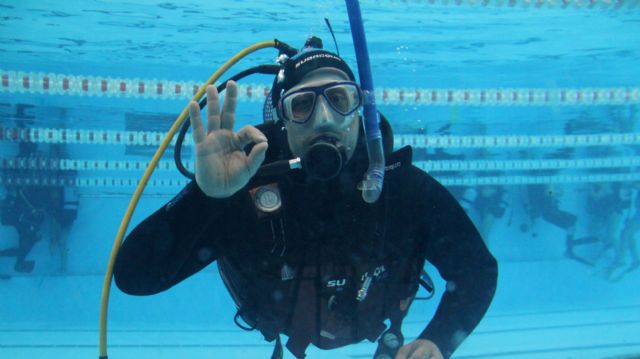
top-left (346, 0), bottom-right (385, 203)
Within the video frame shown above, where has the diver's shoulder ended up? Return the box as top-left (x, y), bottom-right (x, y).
top-left (385, 146), bottom-right (423, 177)
top-left (385, 145), bottom-right (436, 185)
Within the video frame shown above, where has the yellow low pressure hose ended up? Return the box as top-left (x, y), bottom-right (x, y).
top-left (99, 40), bottom-right (277, 359)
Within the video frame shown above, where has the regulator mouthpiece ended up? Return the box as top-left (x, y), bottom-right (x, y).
top-left (301, 138), bottom-right (346, 181)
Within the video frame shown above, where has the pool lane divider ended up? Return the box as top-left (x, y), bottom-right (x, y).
top-left (1, 127), bottom-right (639, 148)
top-left (2, 156), bottom-right (639, 174)
top-left (1, 70), bottom-right (638, 107)
top-left (1, 172), bottom-right (638, 188)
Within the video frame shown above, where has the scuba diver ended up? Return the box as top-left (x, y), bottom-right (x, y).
top-left (1, 115), bottom-right (78, 274)
top-left (605, 182), bottom-right (640, 281)
top-left (113, 37), bottom-right (498, 359)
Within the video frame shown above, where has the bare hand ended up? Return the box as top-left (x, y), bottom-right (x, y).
top-left (189, 81), bottom-right (268, 198)
top-left (395, 339), bottom-right (443, 359)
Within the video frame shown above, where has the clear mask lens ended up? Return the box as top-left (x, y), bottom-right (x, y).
top-left (289, 92), bottom-right (315, 122)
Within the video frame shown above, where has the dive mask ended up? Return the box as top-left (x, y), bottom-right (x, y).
top-left (278, 81), bottom-right (362, 124)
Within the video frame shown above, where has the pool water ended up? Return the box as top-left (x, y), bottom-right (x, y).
top-left (1, 1), bottom-right (639, 358)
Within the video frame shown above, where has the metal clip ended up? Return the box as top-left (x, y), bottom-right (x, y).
top-left (281, 263), bottom-right (295, 281)
top-left (356, 275), bottom-right (372, 302)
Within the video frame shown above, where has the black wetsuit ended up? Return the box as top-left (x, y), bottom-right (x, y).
top-left (114, 121), bottom-right (498, 359)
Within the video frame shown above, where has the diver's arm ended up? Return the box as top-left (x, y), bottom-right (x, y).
top-left (113, 181), bottom-right (230, 295)
top-left (417, 175), bottom-right (498, 359)
top-left (115, 82), bottom-right (267, 296)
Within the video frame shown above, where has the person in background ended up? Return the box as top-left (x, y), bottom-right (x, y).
top-left (473, 185), bottom-right (508, 249)
top-left (605, 182), bottom-right (640, 281)
top-left (454, 184), bottom-right (507, 250)
top-left (521, 183), bottom-right (587, 264)
top-left (0, 110), bottom-right (78, 273)
top-left (1, 139), bottom-right (45, 273)
top-left (584, 183), bottom-right (626, 263)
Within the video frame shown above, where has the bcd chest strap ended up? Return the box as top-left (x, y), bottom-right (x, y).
top-left (229, 148), bottom-right (434, 358)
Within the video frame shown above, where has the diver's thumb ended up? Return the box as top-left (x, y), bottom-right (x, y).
top-left (246, 141), bottom-right (268, 177)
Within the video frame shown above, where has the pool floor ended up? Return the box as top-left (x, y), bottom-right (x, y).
top-left (1, 260), bottom-right (639, 359)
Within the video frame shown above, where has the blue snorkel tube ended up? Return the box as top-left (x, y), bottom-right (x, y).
top-left (345, 0), bottom-right (385, 204)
